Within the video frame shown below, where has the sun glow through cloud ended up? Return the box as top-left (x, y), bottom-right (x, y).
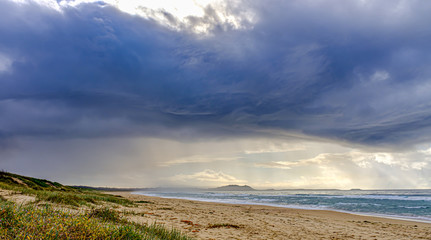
top-left (25, 0), bottom-right (256, 33)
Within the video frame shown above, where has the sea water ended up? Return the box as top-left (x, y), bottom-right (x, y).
top-left (134, 189), bottom-right (431, 222)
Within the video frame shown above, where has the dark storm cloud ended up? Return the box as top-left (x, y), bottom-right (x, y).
top-left (1, 0), bottom-right (431, 146)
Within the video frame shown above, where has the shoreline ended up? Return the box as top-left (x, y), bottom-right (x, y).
top-left (132, 192), bottom-right (431, 224)
top-left (109, 191), bottom-right (431, 240)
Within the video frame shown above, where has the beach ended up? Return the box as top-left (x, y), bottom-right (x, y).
top-left (110, 191), bottom-right (431, 240)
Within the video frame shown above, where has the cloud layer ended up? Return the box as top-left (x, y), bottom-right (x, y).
top-left (2, 0), bottom-right (431, 188)
top-left (2, 0), bottom-right (431, 148)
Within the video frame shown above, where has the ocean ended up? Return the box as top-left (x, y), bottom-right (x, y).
top-left (134, 189), bottom-right (431, 223)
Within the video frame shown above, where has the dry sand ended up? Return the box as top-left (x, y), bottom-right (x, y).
top-left (0, 188), bottom-right (36, 205)
top-left (111, 191), bottom-right (431, 240)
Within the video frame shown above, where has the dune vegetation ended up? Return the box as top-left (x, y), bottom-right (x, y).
top-left (0, 171), bottom-right (193, 240)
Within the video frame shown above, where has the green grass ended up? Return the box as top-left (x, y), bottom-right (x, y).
top-left (0, 201), bottom-right (192, 240)
top-left (35, 190), bottom-right (134, 207)
top-left (0, 170), bottom-right (71, 191)
top-left (0, 171), bottom-right (194, 240)
top-left (0, 171), bottom-right (134, 208)
top-left (88, 207), bottom-right (123, 223)
top-left (0, 181), bottom-right (133, 207)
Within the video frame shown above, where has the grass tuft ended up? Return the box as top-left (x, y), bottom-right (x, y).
top-left (135, 200), bottom-right (154, 204)
top-left (207, 223), bottom-right (241, 229)
top-left (158, 207), bottom-right (173, 210)
top-left (88, 207), bottom-right (123, 223)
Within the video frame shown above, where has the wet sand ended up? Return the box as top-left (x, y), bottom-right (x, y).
top-left (111, 191), bottom-right (431, 240)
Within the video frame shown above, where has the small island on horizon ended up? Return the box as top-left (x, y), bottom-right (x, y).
top-left (208, 184), bottom-right (256, 191)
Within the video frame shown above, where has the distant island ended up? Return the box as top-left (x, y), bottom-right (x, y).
top-left (208, 184), bottom-right (256, 191)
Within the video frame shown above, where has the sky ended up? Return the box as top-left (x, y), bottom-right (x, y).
top-left (1, 0), bottom-right (431, 189)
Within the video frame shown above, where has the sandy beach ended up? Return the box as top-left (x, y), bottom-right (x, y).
top-left (110, 191), bottom-right (431, 240)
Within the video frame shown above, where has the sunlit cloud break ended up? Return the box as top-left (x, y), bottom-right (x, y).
top-left (20, 0), bottom-right (255, 34)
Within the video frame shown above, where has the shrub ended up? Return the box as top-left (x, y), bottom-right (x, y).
top-left (88, 207), bottom-right (122, 223)
top-left (0, 201), bottom-right (193, 240)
